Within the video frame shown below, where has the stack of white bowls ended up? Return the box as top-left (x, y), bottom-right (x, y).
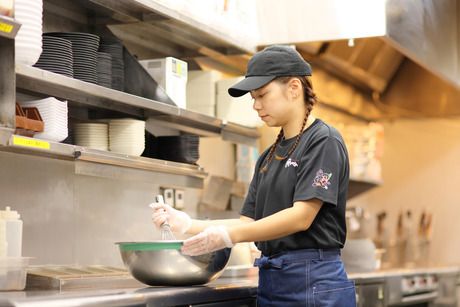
top-left (109, 119), bottom-right (145, 156)
top-left (73, 123), bottom-right (109, 151)
top-left (15, 0), bottom-right (43, 65)
top-left (20, 97), bottom-right (68, 142)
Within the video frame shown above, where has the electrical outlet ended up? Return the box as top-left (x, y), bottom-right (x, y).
top-left (174, 189), bottom-right (185, 209)
top-left (161, 188), bottom-right (175, 207)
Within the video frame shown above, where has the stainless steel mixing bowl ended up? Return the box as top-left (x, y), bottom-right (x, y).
top-left (116, 241), bottom-right (232, 286)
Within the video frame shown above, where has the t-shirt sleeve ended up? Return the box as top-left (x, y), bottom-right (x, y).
top-left (239, 151), bottom-right (267, 219)
top-left (293, 136), bottom-right (346, 206)
top-left (240, 171), bottom-right (257, 219)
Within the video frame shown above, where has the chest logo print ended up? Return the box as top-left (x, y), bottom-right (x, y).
top-left (285, 158), bottom-right (299, 168)
top-left (312, 169), bottom-right (332, 190)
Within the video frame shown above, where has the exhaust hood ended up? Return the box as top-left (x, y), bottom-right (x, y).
top-left (82, 0), bottom-right (460, 119)
top-left (256, 0), bottom-right (460, 119)
top-left (385, 0), bottom-right (459, 88)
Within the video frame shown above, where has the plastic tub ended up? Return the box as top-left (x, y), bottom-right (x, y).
top-left (0, 257), bottom-right (31, 291)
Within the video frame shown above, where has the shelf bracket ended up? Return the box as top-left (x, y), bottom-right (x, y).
top-left (0, 30), bottom-right (16, 128)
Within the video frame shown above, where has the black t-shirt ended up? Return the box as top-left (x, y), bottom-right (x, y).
top-left (240, 118), bottom-right (349, 256)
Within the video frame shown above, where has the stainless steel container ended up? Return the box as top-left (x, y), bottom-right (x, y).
top-left (116, 241), bottom-right (231, 286)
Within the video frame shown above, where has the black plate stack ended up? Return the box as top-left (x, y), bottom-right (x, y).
top-left (99, 38), bottom-right (124, 91)
top-left (34, 36), bottom-right (73, 78)
top-left (97, 52), bottom-right (112, 88)
top-left (143, 133), bottom-right (200, 165)
top-left (44, 32), bottom-right (100, 84)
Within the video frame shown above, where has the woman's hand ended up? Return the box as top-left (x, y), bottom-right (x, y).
top-left (181, 226), bottom-right (234, 256)
top-left (150, 203), bottom-right (192, 234)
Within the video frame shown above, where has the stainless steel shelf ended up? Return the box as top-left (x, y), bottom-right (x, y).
top-left (0, 129), bottom-right (76, 159)
top-left (16, 64), bottom-right (177, 118)
top-left (0, 16), bottom-right (20, 39)
top-left (222, 122), bottom-right (261, 147)
top-left (0, 128), bottom-right (207, 187)
top-left (15, 65), bottom-right (259, 145)
top-left (76, 148), bottom-right (207, 179)
top-left (85, 0), bottom-right (255, 54)
top-left (348, 177), bottom-right (382, 199)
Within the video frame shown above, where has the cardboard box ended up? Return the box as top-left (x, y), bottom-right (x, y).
top-left (186, 70), bottom-right (221, 116)
top-left (139, 57), bottom-right (188, 108)
top-left (216, 77), bottom-right (262, 127)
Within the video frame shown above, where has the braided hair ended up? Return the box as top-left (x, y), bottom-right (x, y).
top-left (260, 76), bottom-right (317, 173)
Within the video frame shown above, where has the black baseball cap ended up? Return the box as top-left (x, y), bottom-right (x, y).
top-left (228, 45), bottom-right (312, 97)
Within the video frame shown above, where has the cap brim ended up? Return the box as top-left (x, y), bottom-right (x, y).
top-left (228, 76), bottom-right (277, 97)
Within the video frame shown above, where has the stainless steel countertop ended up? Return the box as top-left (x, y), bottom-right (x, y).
top-left (349, 266), bottom-right (460, 282)
top-left (0, 277), bottom-right (258, 307)
top-left (1, 266), bottom-right (459, 307)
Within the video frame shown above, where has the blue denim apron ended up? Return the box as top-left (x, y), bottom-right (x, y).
top-left (254, 249), bottom-right (356, 307)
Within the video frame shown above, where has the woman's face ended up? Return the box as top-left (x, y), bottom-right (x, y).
top-left (250, 81), bottom-right (293, 127)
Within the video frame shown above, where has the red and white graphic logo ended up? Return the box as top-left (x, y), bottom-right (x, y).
top-left (312, 169), bottom-right (332, 190)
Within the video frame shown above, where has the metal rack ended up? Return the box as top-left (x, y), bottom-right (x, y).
top-left (0, 128), bottom-right (207, 187)
top-left (0, 0), bottom-right (262, 188)
top-left (0, 16), bottom-right (19, 131)
top-left (16, 64), bottom-right (259, 145)
top-left (83, 0), bottom-right (255, 54)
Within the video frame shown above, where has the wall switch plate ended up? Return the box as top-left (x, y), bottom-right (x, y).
top-left (174, 189), bottom-right (185, 209)
top-left (161, 188), bottom-right (175, 207)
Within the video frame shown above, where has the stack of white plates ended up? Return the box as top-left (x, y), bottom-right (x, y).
top-left (19, 97), bottom-right (68, 142)
top-left (74, 123), bottom-right (109, 151)
top-left (109, 119), bottom-right (145, 156)
top-left (15, 0), bottom-right (43, 65)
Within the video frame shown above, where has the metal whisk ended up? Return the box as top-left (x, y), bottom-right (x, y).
top-left (155, 195), bottom-right (176, 240)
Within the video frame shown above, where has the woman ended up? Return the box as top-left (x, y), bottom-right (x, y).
top-left (152, 45), bottom-right (356, 307)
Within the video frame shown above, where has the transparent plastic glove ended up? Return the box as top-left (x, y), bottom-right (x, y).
top-left (181, 225), bottom-right (234, 256)
top-left (150, 203), bottom-right (192, 234)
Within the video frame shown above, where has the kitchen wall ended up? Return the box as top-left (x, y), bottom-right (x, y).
top-left (0, 151), bottom-right (201, 266)
top-left (348, 117), bottom-right (460, 266)
top-left (0, 137), bottom-right (236, 267)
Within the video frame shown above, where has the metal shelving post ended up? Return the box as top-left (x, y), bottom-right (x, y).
top-left (0, 16), bottom-right (20, 131)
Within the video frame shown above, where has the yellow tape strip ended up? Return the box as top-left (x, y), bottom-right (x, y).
top-left (12, 135), bottom-right (50, 150)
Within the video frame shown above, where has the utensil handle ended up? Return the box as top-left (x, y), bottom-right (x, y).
top-left (155, 195), bottom-right (165, 204)
top-left (155, 195), bottom-right (171, 228)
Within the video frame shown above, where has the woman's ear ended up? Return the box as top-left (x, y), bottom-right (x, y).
top-left (288, 78), bottom-right (302, 100)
